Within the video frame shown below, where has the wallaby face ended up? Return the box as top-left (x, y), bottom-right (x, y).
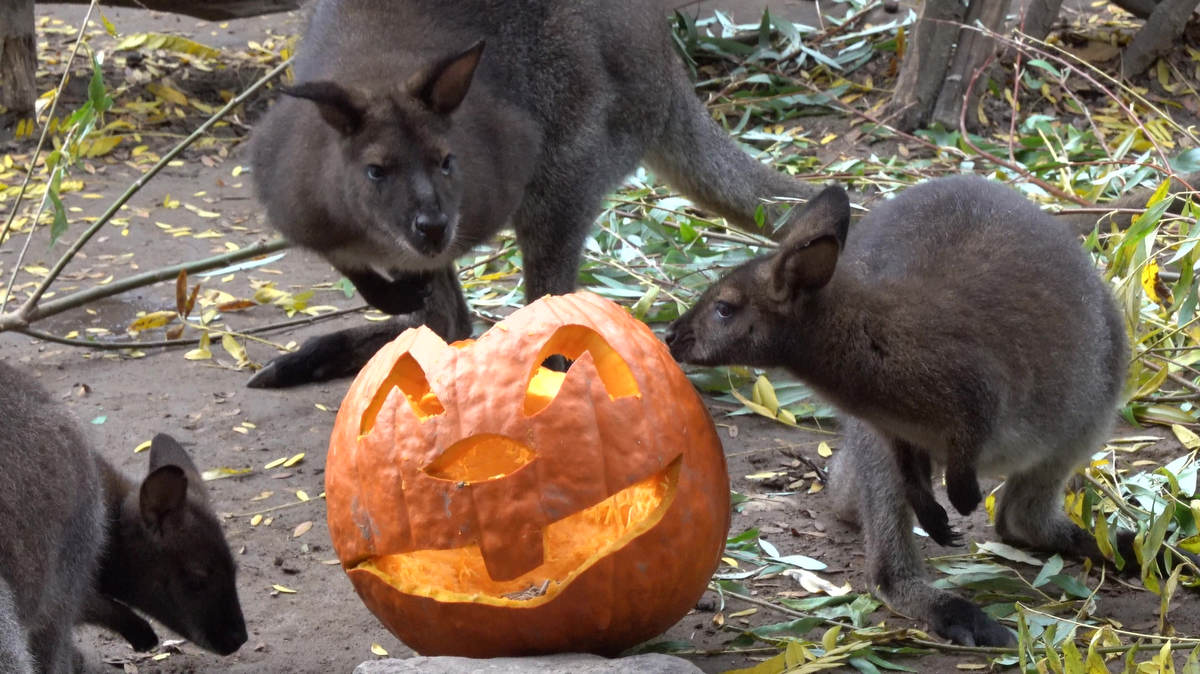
top-left (281, 42), bottom-right (483, 268)
top-left (247, 0), bottom-right (825, 388)
top-left (667, 186), bottom-right (850, 369)
top-left (668, 176), bottom-right (1131, 647)
top-left (97, 434), bottom-right (247, 656)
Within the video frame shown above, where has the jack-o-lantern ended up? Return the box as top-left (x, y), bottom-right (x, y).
top-left (325, 291), bottom-right (730, 657)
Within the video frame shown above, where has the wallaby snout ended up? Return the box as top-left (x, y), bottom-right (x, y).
top-left (412, 209), bottom-right (451, 253)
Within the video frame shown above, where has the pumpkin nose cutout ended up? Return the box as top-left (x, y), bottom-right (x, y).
top-left (422, 434), bottom-right (536, 483)
top-left (422, 435), bottom-right (545, 581)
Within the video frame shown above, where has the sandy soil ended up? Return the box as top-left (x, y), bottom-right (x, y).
top-left (3, 2), bottom-right (1199, 673)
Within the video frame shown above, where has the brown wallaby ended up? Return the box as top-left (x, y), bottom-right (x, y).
top-left (665, 176), bottom-right (1130, 646)
top-left (0, 361), bottom-right (247, 672)
top-left (246, 0), bottom-right (821, 388)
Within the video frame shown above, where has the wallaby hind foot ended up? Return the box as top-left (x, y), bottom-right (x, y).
top-left (833, 423), bottom-right (1014, 646)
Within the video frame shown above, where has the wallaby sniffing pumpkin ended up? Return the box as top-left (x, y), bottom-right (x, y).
top-left (0, 361), bottom-right (247, 672)
top-left (666, 176), bottom-right (1130, 646)
top-left (246, 0), bottom-right (823, 388)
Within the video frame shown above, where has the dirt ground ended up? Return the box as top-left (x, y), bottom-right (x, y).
top-left (3, 2), bottom-right (1200, 673)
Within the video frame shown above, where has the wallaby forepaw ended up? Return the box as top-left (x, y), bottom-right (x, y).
top-left (122, 617), bottom-right (158, 652)
top-left (946, 468), bottom-right (982, 516)
top-left (912, 499), bottom-right (961, 547)
top-left (930, 595), bottom-right (1014, 647)
top-left (247, 336), bottom-right (360, 388)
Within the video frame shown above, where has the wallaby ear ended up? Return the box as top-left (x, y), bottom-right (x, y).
top-left (139, 465), bottom-right (188, 532)
top-left (282, 81), bottom-right (367, 136)
top-left (148, 433), bottom-right (207, 504)
top-left (767, 187), bottom-right (851, 302)
top-left (407, 40), bottom-right (485, 114)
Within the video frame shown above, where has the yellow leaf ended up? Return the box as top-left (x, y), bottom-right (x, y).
top-left (250, 514), bottom-right (263, 526)
top-left (133, 439), bottom-right (152, 454)
top-left (1141, 259), bottom-right (1163, 304)
top-left (283, 452), bottom-right (305, 467)
top-left (817, 441), bottom-right (832, 458)
top-left (147, 82), bottom-right (189, 106)
top-left (100, 14), bottom-right (118, 36)
top-left (292, 521), bottom-right (313, 538)
top-left (128, 310), bottom-right (177, 332)
top-left (1173, 424), bottom-right (1200, 450)
top-left (272, 584), bottom-right (297, 594)
top-left (184, 332), bottom-right (212, 360)
top-left (370, 644), bottom-right (388, 656)
top-left (220, 333), bottom-right (248, 366)
top-left (721, 556), bottom-right (738, 568)
top-left (115, 33), bottom-right (222, 59)
top-left (78, 135), bottom-right (123, 158)
top-left (296, 490), bottom-right (310, 501)
top-left (265, 456), bottom-right (288, 470)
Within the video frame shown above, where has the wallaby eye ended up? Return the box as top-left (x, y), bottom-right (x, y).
top-left (365, 164), bottom-right (386, 182)
top-left (714, 301), bottom-right (736, 319)
top-left (440, 153), bottom-right (456, 176)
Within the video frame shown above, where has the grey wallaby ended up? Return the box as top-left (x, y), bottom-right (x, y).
top-left (246, 0), bottom-right (821, 388)
top-left (0, 360), bottom-right (247, 673)
top-left (665, 176), bottom-right (1131, 646)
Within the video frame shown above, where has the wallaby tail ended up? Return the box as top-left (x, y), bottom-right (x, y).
top-left (645, 72), bottom-right (821, 237)
top-left (1055, 171), bottom-right (1200, 235)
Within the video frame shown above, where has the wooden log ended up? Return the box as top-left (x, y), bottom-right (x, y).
top-left (1, 0), bottom-right (37, 115)
top-left (1121, 0), bottom-right (1200, 76)
top-left (931, 0), bottom-right (1012, 130)
top-left (884, 0), bottom-right (966, 132)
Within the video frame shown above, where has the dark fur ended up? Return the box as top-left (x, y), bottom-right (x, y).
top-left (247, 0), bottom-right (820, 388)
top-left (666, 176), bottom-right (1128, 646)
top-left (0, 362), bottom-right (246, 672)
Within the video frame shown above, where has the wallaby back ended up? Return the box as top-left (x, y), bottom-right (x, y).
top-left (667, 176), bottom-right (1128, 646)
top-left (0, 361), bottom-right (246, 672)
top-left (247, 0), bottom-right (819, 387)
top-left (0, 360), bottom-right (104, 674)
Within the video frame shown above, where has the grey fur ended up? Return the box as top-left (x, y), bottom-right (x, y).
top-left (666, 176), bottom-right (1128, 646)
top-left (0, 362), bottom-right (247, 672)
top-left (247, 0), bottom-right (819, 388)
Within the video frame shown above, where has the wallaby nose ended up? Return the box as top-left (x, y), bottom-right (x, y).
top-left (413, 211), bottom-right (449, 248)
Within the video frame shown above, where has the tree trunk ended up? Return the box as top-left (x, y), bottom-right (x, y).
top-left (1019, 0), bottom-right (1067, 41)
top-left (931, 0), bottom-right (1012, 130)
top-left (1, 0), bottom-right (36, 116)
top-left (884, 0), bottom-right (966, 132)
top-left (34, 0), bottom-right (301, 21)
top-left (1121, 0), bottom-right (1200, 76)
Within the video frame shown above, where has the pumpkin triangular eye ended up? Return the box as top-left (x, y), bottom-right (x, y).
top-left (523, 325), bottom-right (638, 416)
top-left (360, 353), bottom-right (444, 436)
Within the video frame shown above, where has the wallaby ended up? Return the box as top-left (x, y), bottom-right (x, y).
top-left (0, 361), bottom-right (247, 672)
top-left (246, 0), bottom-right (822, 388)
top-left (665, 176), bottom-right (1131, 646)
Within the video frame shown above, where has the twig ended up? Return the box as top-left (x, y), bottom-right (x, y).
top-left (1, 0), bottom-right (101, 309)
top-left (5, 57), bottom-right (294, 330)
top-left (0, 239), bottom-right (291, 330)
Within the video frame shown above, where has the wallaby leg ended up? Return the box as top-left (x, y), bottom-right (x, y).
top-left (838, 420), bottom-right (1013, 646)
top-left (944, 456), bottom-right (982, 517)
top-left (995, 457), bottom-right (1101, 560)
top-left (0, 580), bottom-right (33, 674)
top-left (894, 440), bottom-right (961, 547)
top-left (645, 68), bottom-right (821, 237)
top-left (83, 593), bottom-right (157, 652)
top-left (247, 267), bottom-right (472, 388)
top-left (512, 188), bottom-right (606, 304)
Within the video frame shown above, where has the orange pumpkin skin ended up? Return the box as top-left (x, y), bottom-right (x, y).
top-left (325, 291), bottom-right (730, 657)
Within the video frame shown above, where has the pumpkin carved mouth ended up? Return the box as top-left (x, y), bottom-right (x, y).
top-left (354, 457), bottom-right (680, 607)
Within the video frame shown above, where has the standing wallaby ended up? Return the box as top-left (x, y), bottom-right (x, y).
top-left (246, 0), bottom-right (821, 388)
top-left (665, 176), bottom-right (1130, 646)
top-left (0, 361), bottom-right (247, 672)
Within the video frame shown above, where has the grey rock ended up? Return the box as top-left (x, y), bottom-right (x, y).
top-left (354, 653), bottom-right (704, 674)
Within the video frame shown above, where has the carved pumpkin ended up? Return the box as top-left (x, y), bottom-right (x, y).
top-left (325, 291), bottom-right (730, 657)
